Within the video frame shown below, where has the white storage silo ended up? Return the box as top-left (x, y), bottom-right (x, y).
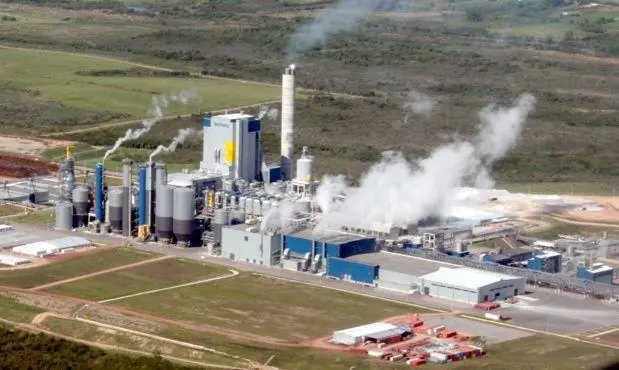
top-left (173, 187), bottom-right (195, 247)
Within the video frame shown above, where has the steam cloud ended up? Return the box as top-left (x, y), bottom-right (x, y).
top-left (402, 90), bottom-right (437, 123)
top-left (103, 91), bottom-right (195, 161)
top-left (286, 0), bottom-right (384, 62)
top-left (314, 93), bottom-right (536, 233)
top-left (260, 199), bottom-right (310, 233)
top-left (149, 128), bottom-right (197, 163)
top-left (257, 105), bottom-right (280, 120)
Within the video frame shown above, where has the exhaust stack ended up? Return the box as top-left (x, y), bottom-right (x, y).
top-left (281, 65), bottom-right (296, 181)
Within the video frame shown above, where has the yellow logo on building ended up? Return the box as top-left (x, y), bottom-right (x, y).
top-left (224, 140), bottom-right (236, 164)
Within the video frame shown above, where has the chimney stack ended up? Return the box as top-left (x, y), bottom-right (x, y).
top-left (281, 65), bottom-right (296, 181)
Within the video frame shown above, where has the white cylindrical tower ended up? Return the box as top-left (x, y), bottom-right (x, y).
top-left (296, 146), bottom-right (313, 182)
top-left (281, 65), bottom-right (296, 181)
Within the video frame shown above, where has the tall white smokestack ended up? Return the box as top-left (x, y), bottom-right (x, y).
top-left (281, 65), bottom-right (296, 181)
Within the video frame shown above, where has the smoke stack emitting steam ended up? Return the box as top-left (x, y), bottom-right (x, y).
top-left (280, 65), bottom-right (296, 181)
top-left (149, 128), bottom-right (197, 163)
top-left (103, 91), bottom-right (195, 162)
top-left (313, 93), bottom-right (536, 234)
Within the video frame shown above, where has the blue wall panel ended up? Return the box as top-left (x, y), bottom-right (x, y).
top-left (203, 117), bottom-right (211, 127)
top-left (283, 235), bottom-right (312, 255)
top-left (248, 119), bottom-right (261, 132)
top-left (138, 166), bottom-right (147, 225)
top-left (339, 238), bottom-right (376, 258)
top-left (268, 166), bottom-right (281, 183)
top-left (327, 257), bottom-right (378, 284)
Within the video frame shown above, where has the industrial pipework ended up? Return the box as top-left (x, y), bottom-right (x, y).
top-left (280, 65), bottom-right (296, 181)
top-left (95, 163), bottom-right (105, 222)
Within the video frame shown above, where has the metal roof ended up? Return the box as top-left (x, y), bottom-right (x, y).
top-left (349, 251), bottom-right (456, 276)
top-left (13, 236), bottom-right (91, 256)
top-left (421, 267), bottom-right (523, 290)
top-left (333, 322), bottom-right (397, 338)
top-left (215, 113), bottom-right (255, 120)
top-left (287, 227), bottom-right (372, 244)
top-left (589, 265), bottom-right (614, 274)
top-left (365, 326), bottom-right (411, 340)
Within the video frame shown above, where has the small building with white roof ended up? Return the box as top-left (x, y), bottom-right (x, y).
top-left (419, 267), bottom-right (525, 304)
top-left (12, 236), bottom-right (92, 257)
top-left (332, 322), bottom-right (398, 345)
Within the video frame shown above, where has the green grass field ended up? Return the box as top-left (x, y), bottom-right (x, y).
top-left (0, 248), bottom-right (155, 289)
top-left (115, 273), bottom-right (429, 342)
top-left (0, 48), bottom-right (280, 122)
top-left (11, 209), bottom-right (55, 226)
top-left (500, 182), bottom-right (619, 196)
top-left (0, 294), bottom-right (43, 323)
top-left (598, 329), bottom-right (619, 343)
top-left (524, 217), bottom-right (619, 240)
top-left (0, 204), bottom-right (26, 217)
top-left (45, 259), bottom-right (230, 301)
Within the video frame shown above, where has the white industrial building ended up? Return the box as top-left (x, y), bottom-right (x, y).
top-left (420, 267), bottom-right (525, 304)
top-left (221, 224), bottom-right (281, 265)
top-left (200, 113), bottom-right (262, 181)
top-left (12, 236), bottom-right (92, 257)
top-left (332, 322), bottom-right (398, 345)
top-left (0, 253), bottom-right (30, 266)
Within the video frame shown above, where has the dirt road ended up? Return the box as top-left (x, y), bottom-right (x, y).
top-left (98, 268), bottom-right (239, 303)
top-left (547, 214), bottom-right (619, 229)
top-left (0, 316), bottom-right (247, 370)
top-left (41, 100), bottom-right (281, 138)
top-left (29, 255), bottom-right (172, 291)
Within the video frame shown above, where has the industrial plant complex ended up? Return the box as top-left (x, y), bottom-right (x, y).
top-left (0, 64), bottom-right (618, 368)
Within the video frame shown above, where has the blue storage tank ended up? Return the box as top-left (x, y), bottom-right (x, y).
top-left (327, 257), bottom-right (378, 284)
top-left (95, 163), bottom-right (104, 222)
top-left (138, 166), bottom-right (147, 225)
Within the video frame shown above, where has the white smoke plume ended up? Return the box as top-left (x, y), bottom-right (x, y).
top-left (402, 90), bottom-right (437, 123)
top-left (103, 91), bottom-right (195, 161)
top-left (257, 105), bottom-right (280, 121)
top-left (260, 199), bottom-right (309, 233)
top-left (149, 128), bottom-right (197, 163)
top-left (314, 174), bottom-right (347, 214)
top-left (314, 93), bottom-right (536, 232)
top-left (286, 0), bottom-right (382, 62)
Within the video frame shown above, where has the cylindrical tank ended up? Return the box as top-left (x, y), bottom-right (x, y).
top-left (253, 199), bottom-right (262, 216)
top-left (122, 158), bottom-right (132, 187)
top-left (262, 198), bottom-right (271, 214)
top-left (95, 163), bottom-right (104, 222)
top-left (72, 186), bottom-right (89, 227)
top-left (154, 162), bottom-right (167, 187)
top-left (173, 187), bottom-right (195, 246)
top-left (108, 188), bottom-right (124, 234)
top-left (245, 197), bottom-right (254, 216)
top-left (271, 200), bottom-right (279, 209)
top-left (55, 202), bottom-right (73, 231)
top-left (146, 162), bottom-right (155, 229)
top-left (138, 166), bottom-right (147, 226)
top-left (295, 146), bottom-right (314, 182)
top-left (212, 208), bottom-right (229, 244)
top-left (224, 193), bottom-right (230, 208)
top-left (296, 198), bottom-right (311, 213)
top-left (155, 185), bottom-right (173, 242)
top-left (239, 196), bottom-right (246, 212)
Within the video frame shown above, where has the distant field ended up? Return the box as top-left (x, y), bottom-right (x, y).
top-left (46, 259), bottom-right (230, 301)
top-left (0, 247), bottom-right (155, 289)
top-left (500, 182), bottom-right (619, 196)
top-left (524, 217), bottom-right (619, 240)
top-left (598, 329), bottom-right (619, 343)
top-left (0, 294), bottom-right (43, 323)
top-left (0, 48), bottom-right (280, 129)
top-left (115, 273), bottom-right (428, 341)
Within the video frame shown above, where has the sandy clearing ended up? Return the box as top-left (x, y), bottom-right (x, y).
top-left (0, 135), bottom-right (72, 156)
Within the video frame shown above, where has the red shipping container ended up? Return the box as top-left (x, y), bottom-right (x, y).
top-left (412, 320), bottom-right (424, 328)
top-left (443, 331), bottom-right (457, 338)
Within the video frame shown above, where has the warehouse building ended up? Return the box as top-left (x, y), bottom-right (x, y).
top-left (349, 252), bottom-right (455, 293)
top-left (420, 267), bottom-right (525, 304)
top-left (221, 224), bottom-right (281, 265)
top-left (577, 263), bottom-right (614, 284)
top-left (0, 253), bottom-right (30, 266)
top-left (332, 322), bottom-right (399, 345)
top-left (12, 236), bottom-right (92, 257)
top-left (282, 228), bottom-right (376, 260)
